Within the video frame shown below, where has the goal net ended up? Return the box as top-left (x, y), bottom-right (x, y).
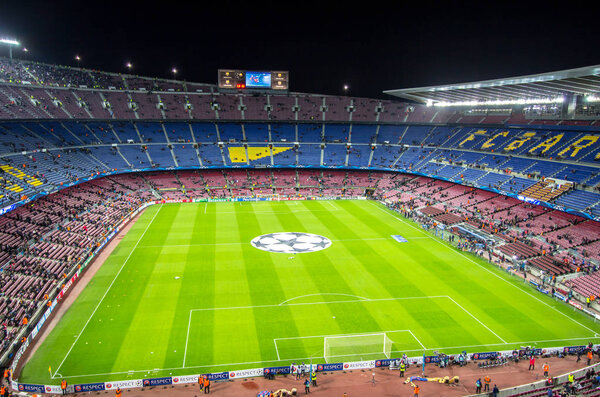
top-left (323, 333), bottom-right (393, 363)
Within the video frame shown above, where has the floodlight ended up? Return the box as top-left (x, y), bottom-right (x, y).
top-left (0, 38), bottom-right (19, 46)
top-left (0, 38), bottom-right (20, 59)
top-left (433, 96), bottom-right (565, 107)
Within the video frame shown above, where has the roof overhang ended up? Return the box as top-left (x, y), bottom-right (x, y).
top-left (384, 65), bottom-right (600, 106)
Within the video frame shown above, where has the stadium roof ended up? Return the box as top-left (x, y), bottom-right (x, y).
top-left (384, 65), bottom-right (600, 106)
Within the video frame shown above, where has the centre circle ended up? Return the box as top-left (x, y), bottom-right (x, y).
top-left (250, 232), bottom-right (332, 254)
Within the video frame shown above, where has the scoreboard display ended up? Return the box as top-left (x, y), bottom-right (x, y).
top-left (218, 70), bottom-right (289, 90)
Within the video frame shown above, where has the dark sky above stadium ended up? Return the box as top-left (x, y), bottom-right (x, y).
top-left (1, 1), bottom-right (599, 99)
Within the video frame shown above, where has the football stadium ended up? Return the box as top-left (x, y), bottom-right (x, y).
top-left (1, 6), bottom-right (600, 397)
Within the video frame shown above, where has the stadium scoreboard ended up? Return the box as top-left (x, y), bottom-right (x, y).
top-left (218, 70), bottom-right (289, 90)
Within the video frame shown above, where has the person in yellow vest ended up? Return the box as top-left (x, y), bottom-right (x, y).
top-left (61, 379), bottom-right (68, 395)
top-left (399, 361), bottom-right (406, 377)
top-left (484, 375), bottom-right (491, 392)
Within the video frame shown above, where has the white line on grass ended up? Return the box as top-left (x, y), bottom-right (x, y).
top-left (278, 293), bottom-right (370, 306)
top-left (182, 310), bottom-right (193, 367)
top-left (216, 209), bottom-right (341, 214)
top-left (190, 295), bottom-right (448, 312)
top-left (274, 329), bottom-right (411, 341)
top-left (408, 330), bottom-right (427, 350)
top-left (274, 340), bottom-right (281, 361)
top-left (52, 204), bottom-right (163, 378)
top-left (326, 200), bottom-right (338, 210)
top-left (57, 335), bottom-right (600, 380)
top-left (370, 201), bottom-right (599, 337)
top-left (445, 296), bottom-right (507, 344)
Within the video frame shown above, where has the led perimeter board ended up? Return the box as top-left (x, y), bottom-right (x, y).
top-left (218, 70), bottom-right (289, 90)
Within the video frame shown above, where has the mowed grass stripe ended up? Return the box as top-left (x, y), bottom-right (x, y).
top-left (112, 204), bottom-right (192, 372)
top-left (233, 202), bottom-right (303, 363)
top-left (174, 202), bottom-right (217, 368)
top-left (185, 203), bottom-right (260, 366)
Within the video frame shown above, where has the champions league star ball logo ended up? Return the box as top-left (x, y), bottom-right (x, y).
top-left (251, 232), bottom-right (332, 254)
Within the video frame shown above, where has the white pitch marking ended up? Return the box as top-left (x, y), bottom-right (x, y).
top-left (326, 200), bottom-right (338, 210)
top-left (55, 335), bottom-right (600, 380)
top-left (182, 310), bottom-right (193, 367)
top-left (53, 204), bottom-right (163, 378)
top-left (445, 296), bottom-right (507, 344)
top-left (274, 340), bottom-right (281, 361)
top-left (408, 330), bottom-right (427, 350)
top-left (370, 201), bottom-right (599, 337)
top-left (274, 329), bottom-right (412, 341)
top-left (278, 293), bottom-right (370, 306)
top-left (216, 209), bottom-right (340, 214)
top-left (190, 295), bottom-right (448, 312)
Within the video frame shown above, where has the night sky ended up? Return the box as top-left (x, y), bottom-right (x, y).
top-left (1, 1), bottom-right (599, 99)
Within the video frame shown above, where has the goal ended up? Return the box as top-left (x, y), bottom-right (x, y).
top-left (323, 333), bottom-right (393, 363)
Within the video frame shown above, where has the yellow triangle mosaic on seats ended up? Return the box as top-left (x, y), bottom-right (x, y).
top-left (228, 146), bottom-right (293, 163)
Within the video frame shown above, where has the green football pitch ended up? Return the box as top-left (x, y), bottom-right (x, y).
top-left (19, 200), bottom-right (600, 385)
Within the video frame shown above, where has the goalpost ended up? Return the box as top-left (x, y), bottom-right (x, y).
top-left (323, 333), bottom-right (393, 363)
